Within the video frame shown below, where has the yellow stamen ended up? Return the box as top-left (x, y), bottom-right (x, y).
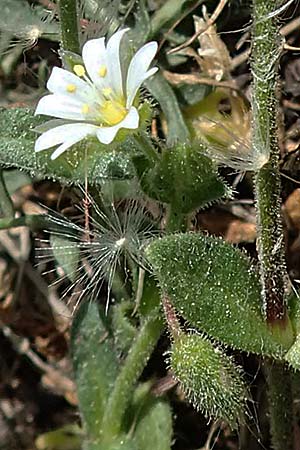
top-left (102, 87), bottom-right (112, 97)
top-left (98, 65), bottom-right (107, 77)
top-left (100, 100), bottom-right (127, 126)
top-left (74, 64), bottom-right (85, 77)
top-left (66, 83), bottom-right (76, 93)
top-left (81, 104), bottom-right (90, 114)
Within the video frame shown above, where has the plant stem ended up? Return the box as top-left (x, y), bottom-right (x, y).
top-left (252, 2), bottom-right (295, 448)
top-left (162, 294), bottom-right (181, 339)
top-left (265, 362), bottom-right (294, 450)
top-left (132, 133), bottom-right (160, 163)
top-left (251, 0), bottom-right (287, 324)
top-left (0, 171), bottom-right (14, 218)
top-left (101, 309), bottom-right (163, 441)
top-left (166, 206), bottom-right (187, 232)
top-left (58, 0), bottom-right (80, 54)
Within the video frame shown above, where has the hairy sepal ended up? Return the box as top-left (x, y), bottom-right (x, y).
top-left (134, 142), bottom-right (230, 213)
top-left (170, 332), bottom-right (246, 429)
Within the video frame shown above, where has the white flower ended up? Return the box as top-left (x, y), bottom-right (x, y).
top-left (34, 29), bottom-right (158, 160)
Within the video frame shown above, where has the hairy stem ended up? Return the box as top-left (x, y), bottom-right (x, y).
top-left (165, 206), bottom-right (187, 233)
top-left (58, 0), bottom-right (80, 54)
top-left (265, 362), bottom-right (294, 450)
top-left (0, 171), bottom-right (14, 218)
top-left (101, 309), bottom-right (163, 441)
top-left (251, 0), bottom-right (287, 324)
top-left (251, 1), bottom-right (294, 448)
top-left (162, 294), bottom-right (181, 339)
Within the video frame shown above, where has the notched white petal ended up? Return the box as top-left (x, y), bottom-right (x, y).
top-left (50, 138), bottom-right (80, 160)
top-left (35, 123), bottom-right (98, 155)
top-left (126, 41), bottom-right (158, 108)
top-left (96, 106), bottom-right (139, 144)
top-left (47, 67), bottom-right (89, 99)
top-left (34, 119), bottom-right (71, 134)
top-left (106, 28), bottom-right (129, 97)
top-left (35, 94), bottom-right (85, 121)
top-left (82, 37), bottom-right (107, 87)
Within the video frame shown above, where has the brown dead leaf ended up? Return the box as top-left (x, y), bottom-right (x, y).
top-left (225, 220), bottom-right (256, 244)
top-left (285, 189), bottom-right (300, 229)
top-left (194, 14), bottom-right (232, 81)
top-left (197, 209), bottom-right (235, 236)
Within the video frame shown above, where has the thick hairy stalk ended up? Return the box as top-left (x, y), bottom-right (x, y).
top-left (252, 1), bottom-right (294, 448)
top-left (58, 0), bottom-right (80, 54)
top-left (265, 362), bottom-right (294, 450)
top-left (252, 0), bottom-right (287, 324)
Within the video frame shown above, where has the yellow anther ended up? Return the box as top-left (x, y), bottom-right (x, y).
top-left (81, 104), bottom-right (90, 114)
top-left (102, 87), bottom-right (112, 97)
top-left (100, 100), bottom-right (127, 125)
top-left (73, 64), bottom-right (85, 77)
top-left (98, 65), bottom-right (107, 77)
top-left (66, 83), bottom-right (76, 93)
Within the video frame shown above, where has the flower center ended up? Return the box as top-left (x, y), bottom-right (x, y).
top-left (100, 99), bottom-right (127, 126)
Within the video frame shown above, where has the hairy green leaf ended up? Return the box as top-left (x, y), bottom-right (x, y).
top-left (133, 397), bottom-right (172, 450)
top-left (0, 108), bottom-right (134, 185)
top-left (146, 233), bottom-right (294, 356)
top-left (71, 302), bottom-right (119, 440)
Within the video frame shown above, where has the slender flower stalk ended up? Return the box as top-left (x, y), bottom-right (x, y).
top-left (101, 310), bottom-right (163, 442)
top-left (34, 29), bottom-right (158, 159)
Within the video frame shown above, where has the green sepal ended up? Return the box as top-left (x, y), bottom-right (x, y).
top-left (59, 49), bottom-right (83, 71)
top-left (146, 233), bottom-right (294, 356)
top-left (133, 142), bottom-right (229, 213)
top-left (70, 301), bottom-right (119, 441)
top-left (170, 332), bottom-right (246, 429)
top-left (0, 108), bottom-right (134, 185)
